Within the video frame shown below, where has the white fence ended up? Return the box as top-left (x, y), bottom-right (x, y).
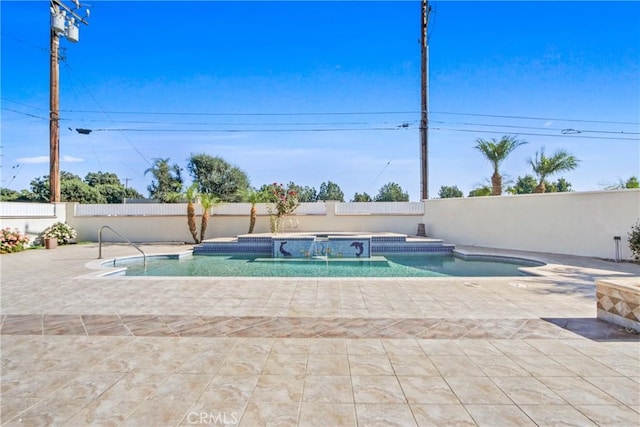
top-left (336, 202), bottom-right (424, 215)
top-left (1, 202), bottom-right (56, 217)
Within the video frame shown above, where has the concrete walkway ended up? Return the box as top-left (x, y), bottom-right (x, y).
top-left (1, 243), bottom-right (639, 426)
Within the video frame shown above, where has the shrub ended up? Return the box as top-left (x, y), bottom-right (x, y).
top-left (43, 222), bottom-right (77, 244)
top-left (629, 220), bottom-right (640, 262)
top-left (1, 228), bottom-right (30, 254)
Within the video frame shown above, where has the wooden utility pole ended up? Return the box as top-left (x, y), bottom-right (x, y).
top-left (420, 0), bottom-right (430, 200)
top-left (49, 25), bottom-right (61, 202)
top-left (49, 0), bottom-right (89, 202)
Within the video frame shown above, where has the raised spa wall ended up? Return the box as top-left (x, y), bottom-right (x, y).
top-left (272, 236), bottom-right (371, 259)
top-left (596, 278), bottom-right (640, 332)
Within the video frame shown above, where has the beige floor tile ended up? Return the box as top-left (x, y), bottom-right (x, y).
top-left (575, 404), bottom-right (640, 426)
top-left (491, 376), bottom-right (565, 405)
top-left (470, 355), bottom-right (531, 377)
top-left (99, 372), bottom-right (169, 401)
top-left (519, 404), bottom-right (598, 427)
top-left (591, 354), bottom-right (640, 378)
top-left (306, 354), bottom-right (350, 375)
top-left (239, 401), bottom-right (300, 427)
top-left (65, 399), bottom-right (139, 426)
top-left (352, 375), bottom-right (406, 404)
top-left (455, 340), bottom-right (502, 356)
top-left (537, 376), bottom-right (624, 405)
top-left (2, 370), bottom-right (77, 399)
top-left (147, 373), bottom-right (213, 402)
top-left (465, 404), bottom-right (536, 427)
top-left (217, 353), bottom-right (269, 375)
top-left (582, 376), bottom-right (640, 406)
top-left (445, 377), bottom-right (511, 405)
top-left (510, 354), bottom-right (573, 377)
top-left (271, 338), bottom-right (310, 354)
top-left (302, 375), bottom-right (354, 403)
top-left (429, 356), bottom-right (485, 377)
top-left (263, 352), bottom-right (308, 375)
top-left (120, 399), bottom-right (194, 427)
top-left (355, 403), bottom-right (417, 427)
top-left (251, 374), bottom-right (305, 402)
top-left (200, 374), bottom-right (259, 402)
top-left (346, 339), bottom-right (387, 355)
top-left (551, 355), bottom-right (626, 377)
top-left (182, 400), bottom-right (247, 426)
top-left (349, 354), bottom-right (394, 375)
top-left (299, 403), bottom-right (356, 427)
top-left (4, 398), bottom-right (85, 426)
top-left (0, 397), bottom-right (42, 424)
top-left (382, 339), bottom-right (425, 355)
top-left (398, 376), bottom-right (459, 404)
top-left (410, 404), bottom-right (476, 427)
top-left (388, 353), bottom-right (440, 376)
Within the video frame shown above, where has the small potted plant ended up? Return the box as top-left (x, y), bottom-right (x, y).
top-left (42, 222), bottom-right (77, 249)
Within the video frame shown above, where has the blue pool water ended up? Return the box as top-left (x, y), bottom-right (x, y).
top-left (113, 253), bottom-right (541, 277)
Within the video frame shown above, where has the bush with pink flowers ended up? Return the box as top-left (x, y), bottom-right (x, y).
top-left (1, 228), bottom-right (30, 254)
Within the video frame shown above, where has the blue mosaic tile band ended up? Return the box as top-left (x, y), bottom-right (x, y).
top-left (195, 235), bottom-right (455, 257)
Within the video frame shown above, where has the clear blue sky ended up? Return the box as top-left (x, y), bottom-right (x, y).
top-left (2, 1), bottom-right (639, 200)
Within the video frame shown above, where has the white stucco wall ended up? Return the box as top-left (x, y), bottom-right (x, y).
top-left (423, 190), bottom-right (640, 260)
top-left (3, 191), bottom-right (638, 259)
top-left (0, 203), bottom-right (67, 245)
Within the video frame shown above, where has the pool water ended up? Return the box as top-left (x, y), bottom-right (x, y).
top-left (115, 253), bottom-right (538, 277)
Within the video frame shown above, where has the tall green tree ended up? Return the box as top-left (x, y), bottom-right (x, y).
top-left (352, 192), bottom-right (372, 202)
top-left (474, 135), bottom-right (527, 196)
top-left (468, 186), bottom-right (492, 197)
top-left (438, 185), bottom-right (463, 198)
top-left (187, 154), bottom-right (249, 202)
top-left (145, 158), bottom-right (183, 202)
top-left (84, 171), bottom-right (121, 187)
top-left (286, 182), bottom-right (317, 202)
top-left (375, 182), bottom-right (409, 202)
top-left (317, 181), bottom-right (345, 201)
top-left (528, 148), bottom-right (579, 193)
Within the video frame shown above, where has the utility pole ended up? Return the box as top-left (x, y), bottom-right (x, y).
top-left (49, 0), bottom-right (89, 202)
top-left (123, 178), bottom-right (132, 204)
top-left (420, 0), bottom-right (431, 200)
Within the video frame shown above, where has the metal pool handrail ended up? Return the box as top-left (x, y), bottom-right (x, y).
top-left (98, 225), bottom-right (147, 268)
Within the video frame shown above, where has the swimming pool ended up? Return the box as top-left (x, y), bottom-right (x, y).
top-left (109, 253), bottom-right (543, 278)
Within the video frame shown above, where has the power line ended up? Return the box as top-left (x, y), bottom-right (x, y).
top-left (4, 97), bottom-right (638, 126)
top-left (432, 127), bottom-right (639, 141)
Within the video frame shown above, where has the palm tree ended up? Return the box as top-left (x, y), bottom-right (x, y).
top-left (239, 188), bottom-right (269, 234)
top-left (528, 148), bottom-right (579, 193)
top-left (199, 193), bottom-right (221, 243)
top-left (185, 184), bottom-right (199, 243)
top-left (474, 136), bottom-right (527, 195)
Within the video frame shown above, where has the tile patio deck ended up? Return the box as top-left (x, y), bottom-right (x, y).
top-left (1, 243), bottom-right (639, 426)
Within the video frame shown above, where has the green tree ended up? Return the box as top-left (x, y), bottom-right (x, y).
top-left (528, 148), bottom-right (579, 193)
top-left (187, 154), bottom-right (249, 202)
top-left (185, 184), bottom-right (200, 243)
top-left (512, 175), bottom-right (538, 194)
top-left (60, 179), bottom-right (105, 203)
top-left (474, 135), bottom-right (527, 196)
top-left (0, 188), bottom-right (35, 201)
top-left (626, 176), bottom-right (640, 189)
top-left (375, 182), bottom-right (409, 201)
top-left (546, 177), bottom-right (573, 193)
top-left (286, 182), bottom-right (317, 202)
top-left (317, 181), bottom-right (345, 201)
top-left (145, 158), bottom-right (183, 202)
top-left (438, 185), bottom-right (463, 198)
top-left (468, 186), bottom-right (492, 197)
top-left (604, 176), bottom-right (640, 190)
top-left (84, 171), bottom-right (121, 187)
top-left (352, 192), bottom-right (372, 202)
